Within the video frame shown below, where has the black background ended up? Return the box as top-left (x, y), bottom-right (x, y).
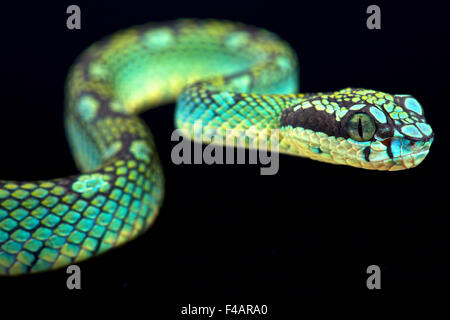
top-left (0, 0), bottom-right (449, 308)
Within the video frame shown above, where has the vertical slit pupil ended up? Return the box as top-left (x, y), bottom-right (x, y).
top-left (358, 117), bottom-right (363, 138)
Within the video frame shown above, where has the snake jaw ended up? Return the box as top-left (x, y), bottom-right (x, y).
top-left (279, 123), bottom-right (434, 171)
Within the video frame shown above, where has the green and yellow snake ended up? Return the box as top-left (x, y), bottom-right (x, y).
top-left (0, 19), bottom-right (433, 275)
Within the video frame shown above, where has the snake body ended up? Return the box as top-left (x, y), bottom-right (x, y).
top-left (0, 20), bottom-right (433, 275)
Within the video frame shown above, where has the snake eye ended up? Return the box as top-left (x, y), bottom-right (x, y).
top-left (346, 113), bottom-right (376, 142)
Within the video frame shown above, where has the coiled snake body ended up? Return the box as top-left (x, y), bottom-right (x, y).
top-left (0, 20), bottom-right (433, 275)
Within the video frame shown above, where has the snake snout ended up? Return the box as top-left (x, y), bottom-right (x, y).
top-left (388, 136), bottom-right (433, 169)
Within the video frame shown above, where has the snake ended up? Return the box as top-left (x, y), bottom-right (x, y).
top-left (0, 19), bottom-right (434, 276)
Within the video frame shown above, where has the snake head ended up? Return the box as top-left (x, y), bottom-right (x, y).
top-left (279, 88), bottom-right (434, 170)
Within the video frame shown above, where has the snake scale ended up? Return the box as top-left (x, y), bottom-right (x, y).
top-left (0, 19), bottom-right (433, 275)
